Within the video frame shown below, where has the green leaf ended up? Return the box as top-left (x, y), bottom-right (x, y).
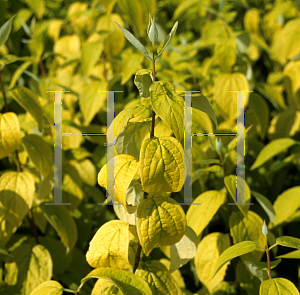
top-left (147, 14), bottom-right (158, 45)
top-left (262, 220), bottom-right (268, 238)
top-left (0, 15), bottom-right (15, 47)
top-left (115, 120), bottom-right (151, 160)
top-left (86, 220), bottom-right (133, 269)
top-left (156, 21), bottom-right (178, 59)
top-left (70, 159), bottom-right (96, 186)
top-left (81, 41), bottom-right (103, 77)
top-left (98, 154), bottom-right (139, 205)
top-left (150, 81), bottom-right (184, 141)
top-left (255, 83), bottom-right (286, 110)
top-left (236, 260), bottom-right (261, 295)
top-left (186, 191), bottom-right (226, 237)
top-left (270, 186), bottom-right (300, 228)
top-left (5, 242), bottom-right (52, 294)
top-left (186, 93), bottom-right (218, 129)
top-left (114, 21), bottom-right (151, 59)
top-left (276, 249), bottom-right (300, 259)
top-left (81, 267), bottom-right (152, 295)
top-left (113, 179), bottom-right (144, 225)
top-left (259, 278), bottom-right (299, 295)
top-left (136, 261), bottom-right (182, 294)
top-left (22, 134), bottom-right (53, 178)
top-left (0, 171), bottom-right (35, 227)
top-left (91, 278), bottom-right (120, 295)
top-left (38, 236), bottom-right (71, 277)
top-left (230, 211), bottom-right (265, 262)
top-left (9, 61), bottom-right (32, 89)
top-left (246, 92), bottom-right (269, 140)
top-left (0, 112), bottom-right (22, 160)
top-left (139, 136), bottom-right (184, 195)
top-left (9, 86), bottom-right (44, 132)
top-left (246, 259), bottom-right (282, 271)
top-left (169, 226), bottom-right (198, 273)
top-left (40, 203), bottom-right (78, 252)
top-left (224, 175), bottom-right (251, 217)
top-left (134, 69), bottom-right (153, 98)
top-left (212, 241), bottom-right (257, 279)
top-left (0, 55), bottom-right (32, 68)
top-left (251, 191), bottom-right (276, 224)
top-left (108, 104), bottom-right (149, 138)
top-left (276, 236), bottom-right (300, 250)
top-left (61, 162), bottom-right (84, 210)
top-left (251, 138), bottom-right (298, 170)
top-left (244, 261), bottom-right (268, 283)
top-left (195, 232), bottom-right (231, 292)
top-left (137, 196), bottom-right (186, 256)
top-left (29, 281), bottom-right (63, 295)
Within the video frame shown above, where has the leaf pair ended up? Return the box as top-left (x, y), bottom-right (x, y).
top-left (114, 17), bottom-right (178, 60)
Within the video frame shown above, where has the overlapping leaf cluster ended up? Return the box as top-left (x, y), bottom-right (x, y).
top-left (0, 0), bottom-right (300, 294)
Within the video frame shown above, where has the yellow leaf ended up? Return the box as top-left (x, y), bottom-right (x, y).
top-left (135, 261), bottom-right (183, 294)
top-left (96, 14), bottom-right (126, 57)
top-left (149, 81), bottom-right (184, 141)
top-left (0, 112), bottom-right (21, 160)
top-left (98, 154), bottom-right (139, 205)
top-left (229, 211), bottom-right (265, 262)
top-left (47, 20), bottom-right (65, 41)
top-left (260, 278), bottom-right (299, 295)
top-left (271, 18), bottom-right (300, 64)
top-left (140, 136), bottom-right (184, 195)
top-left (186, 191), bottom-right (226, 237)
top-left (244, 8), bottom-right (260, 34)
top-left (195, 232), bottom-right (231, 292)
top-left (137, 196), bottom-right (186, 256)
top-left (53, 35), bottom-right (81, 65)
top-left (0, 171), bottom-right (35, 227)
top-left (270, 187), bottom-right (300, 228)
top-left (86, 220), bottom-right (133, 269)
top-left (30, 280), bottom-right (63, 295)
top-left (283, 60), bottom-right (300, 94)
top-left (213, 73), bottom-right (250, 120)
top-left (214, 38), bottom-right (236, 72)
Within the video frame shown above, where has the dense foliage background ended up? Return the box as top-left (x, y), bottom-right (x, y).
top-left (0, 0), bottom-right (300, 294)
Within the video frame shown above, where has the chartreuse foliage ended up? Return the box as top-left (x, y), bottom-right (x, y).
top-left (0, 1), bottom-right (300, 295)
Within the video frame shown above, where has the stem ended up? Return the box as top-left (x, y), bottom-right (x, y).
top-left (0, 70), bottom-right (9, 112)
top-left (150, 52), bottom-right (156, 138)
top-left (265, 239), bottom-right (272, 279)
top-left (268, 243), bottom-right (278, 251)
top-left (63, 288), bottom-right (77, 294)
top-left (15, 150), bottom-right (22, 172)
top-left (133, 243), bottom-right (142, 273)
top-left (39, 59), bottom-right (47, 78)
top-left (27, 208), bottom-right (40, 244)
top-left (133, 191), bottom-right (148, 273)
